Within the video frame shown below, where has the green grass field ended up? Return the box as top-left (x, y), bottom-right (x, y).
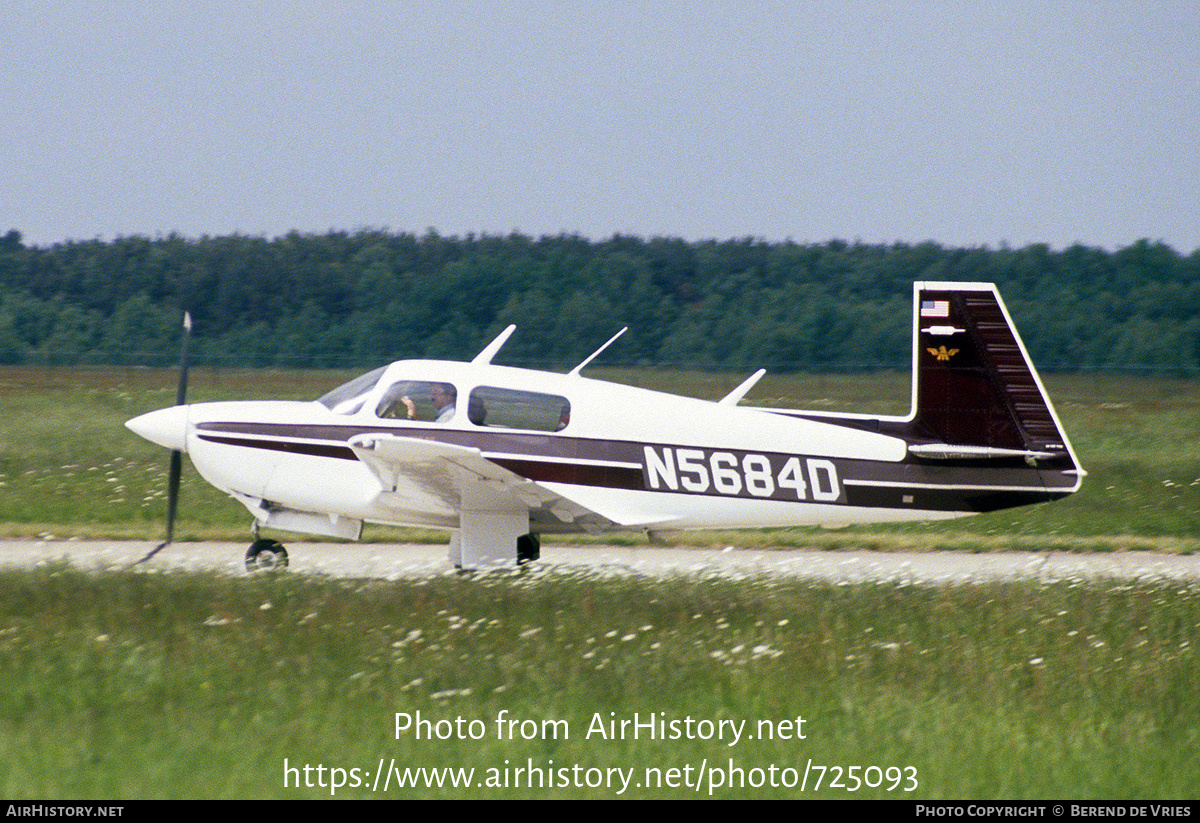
top-left (0, 366), bottom-right (1197, 798)
top-left (1, 564), bottom-right (1196, 798)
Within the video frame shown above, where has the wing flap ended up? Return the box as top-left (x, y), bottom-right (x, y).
top-left (537, 482), bottom-right (679, 529)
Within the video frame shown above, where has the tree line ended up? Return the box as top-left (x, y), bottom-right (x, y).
top-left (1, 228), bottom-right (1197, 374)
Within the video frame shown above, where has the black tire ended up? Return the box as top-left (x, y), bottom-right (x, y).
top-left (517, 533), bottom-right (540, 564)
top-left (245, 538), bottom-right (289, 572)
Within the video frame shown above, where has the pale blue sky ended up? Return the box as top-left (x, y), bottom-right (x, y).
top-left (5, 1), bottom-right (1198, 251)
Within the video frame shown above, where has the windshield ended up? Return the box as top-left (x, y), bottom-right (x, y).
top-left (317, 366), bottom-right (387, 414)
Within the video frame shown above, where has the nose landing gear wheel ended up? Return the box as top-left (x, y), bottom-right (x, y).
top-left (245, 538), bottom-right (289, 572)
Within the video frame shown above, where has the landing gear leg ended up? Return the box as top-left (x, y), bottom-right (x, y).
top-left (246, 538), bottom-right (289, 572)
top-left (449, 510), bottom-right (526, 569)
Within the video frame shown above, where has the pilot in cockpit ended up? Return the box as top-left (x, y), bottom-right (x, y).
top-left (401, 382), bottom-right (456, 423)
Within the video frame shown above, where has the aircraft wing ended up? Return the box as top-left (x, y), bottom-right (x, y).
top-left (348, 433), bottom-right (674, 532)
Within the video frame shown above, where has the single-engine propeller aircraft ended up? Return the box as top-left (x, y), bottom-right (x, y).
top-left (127, 282), bottom-right (1083, 570)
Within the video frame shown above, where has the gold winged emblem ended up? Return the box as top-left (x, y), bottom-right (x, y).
top-left (927, 345), bottom-right (959, 361)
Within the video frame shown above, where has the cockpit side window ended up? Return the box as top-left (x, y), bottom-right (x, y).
top-left (468, 386), bottom-right (570, 432)
top-left (317, 366), bottom-right (387, 415)
top-left (375, 380), bottom-right (459, 423)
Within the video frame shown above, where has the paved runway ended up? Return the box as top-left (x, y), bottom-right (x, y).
top-left (2, 539), bottom-right (1199, 584)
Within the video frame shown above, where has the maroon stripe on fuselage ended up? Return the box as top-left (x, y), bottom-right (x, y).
top-left (194, 421), bottom-right (1069, 511)
top-left (194, 422), bottom-right (643, 491)
top-left (197, 421), bottom-right (609, 461)
top-left (197, 433), bottom-right (358, 460)
top-left (489, 458), bottom-right (644, 490)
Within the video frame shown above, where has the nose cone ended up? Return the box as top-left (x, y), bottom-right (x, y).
top-left (126, 405), bottom-right (190, 452)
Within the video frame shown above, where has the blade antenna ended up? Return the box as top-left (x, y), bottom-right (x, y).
top-left (136, 311), bottom-right (192, 565)
top-left (471, 324), bottom-right (517, 365)
top-left (568, 327), bottom-right (627, 377)
top-left (718, 369), bottom-right (766, 406)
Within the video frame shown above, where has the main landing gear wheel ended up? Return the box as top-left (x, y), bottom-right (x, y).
top-left (245, 538), bottom-right (289, 572)
top-left (517, 533), bottom-right (540, 564)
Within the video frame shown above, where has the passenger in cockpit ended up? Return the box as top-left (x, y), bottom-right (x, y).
top-left (468, 394), bottom-right (487, 425)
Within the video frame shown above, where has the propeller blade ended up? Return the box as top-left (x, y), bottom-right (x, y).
top-left (137, 311), bottom-right (192, 565)
top-left (162, 450), bottom-right (183, 542)
top-left (174, 311), bottom-right (192, 406)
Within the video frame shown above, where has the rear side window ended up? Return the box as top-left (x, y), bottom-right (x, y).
top-left (468, 386), bottom-right (570, 432)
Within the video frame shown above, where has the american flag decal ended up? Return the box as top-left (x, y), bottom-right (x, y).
top-left (920, 300), bottom-right (950, 318)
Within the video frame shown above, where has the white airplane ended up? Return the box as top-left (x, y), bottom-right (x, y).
top-left (126, 281), bottom-right (1084, 570)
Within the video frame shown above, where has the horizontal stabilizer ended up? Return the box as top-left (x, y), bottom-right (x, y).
top-left (907, 443), bottom-right (1060, 461)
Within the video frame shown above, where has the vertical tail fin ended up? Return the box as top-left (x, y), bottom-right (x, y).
top-left (907, 282), bottom-right (1083, 491)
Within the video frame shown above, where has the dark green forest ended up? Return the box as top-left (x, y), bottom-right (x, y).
top-left (1, 228), bottom-right (1197, 374)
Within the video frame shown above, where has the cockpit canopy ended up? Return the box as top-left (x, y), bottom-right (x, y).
top-left (318, 367), bottom-right (570, 432)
